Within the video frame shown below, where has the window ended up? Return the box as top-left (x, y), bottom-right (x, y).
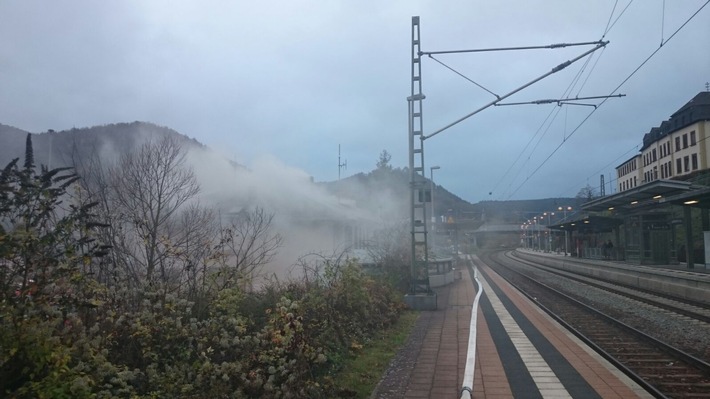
top-left (676, 137), bottom-right (681, 151)
top-left (652, 149), bottom-right (657, 162)
top-left (677, 158), bottom-right (682, 174)
top-left (692, 153), bottom-right (698, 170)
top-left (683, 134), bottom-right (688, 148)
top-left (691, 131), bottom-right (696, 146)
top-left (684, 156), bottom-right (690, 172)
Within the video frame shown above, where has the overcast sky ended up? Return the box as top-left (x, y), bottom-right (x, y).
top-left (1, 1), bottom-right (709, 203)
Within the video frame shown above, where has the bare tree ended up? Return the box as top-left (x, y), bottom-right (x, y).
top-left (71, 134), bottom-right (283, 298)
top-left (70, 139), bottom-right (126, 287)
top-left (109, 136), bottom-right (200, 286)
top-left (213, 207), bottom-right (283, 290)
top-left (576, 184), bottom-right (596, 201)
top-left (167, 203), bottom-right (216, 297)
top-left (363, 220), bottom-right (410, 291)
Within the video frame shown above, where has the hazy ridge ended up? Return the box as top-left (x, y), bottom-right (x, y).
top-left (0, 121), bottom-right (578, 227)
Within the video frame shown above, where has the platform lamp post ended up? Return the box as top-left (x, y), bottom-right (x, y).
top-left (430, 166), bottom-right (440, 252)
top-left (543, 212), bottom-right (554, 252)
top-left (525, 221), bottom-right (531, 249)
top-left (558, 206), bottom-right (572, 256)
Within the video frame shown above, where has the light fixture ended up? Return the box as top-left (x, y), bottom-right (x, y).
top-left (630, 200), bottom-right (638, 205)
top-left (608, 207), bottom-right (614, 210)
top-left (653, 195), bottom-right (662, 199)
top-left (684, 200), bottom-right (699, 205)
top-left (584, 220), bottom-right (590, 224)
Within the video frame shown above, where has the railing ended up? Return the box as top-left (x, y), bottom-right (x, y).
top-left (583, 247), bottom-right (622, 260)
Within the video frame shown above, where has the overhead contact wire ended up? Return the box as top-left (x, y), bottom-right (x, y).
top-left (508, 0), bottom-right (710, 198)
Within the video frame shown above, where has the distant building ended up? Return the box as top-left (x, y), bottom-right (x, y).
top-left (472, 223), bottom-right (527, 249)
top-left (617, 91), bottom-right (710, 192)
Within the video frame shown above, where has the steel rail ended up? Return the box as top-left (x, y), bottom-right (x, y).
top-left (506, 251), bottom-right (710, 324)
top-left (484, 251), bottom-right (710, 397)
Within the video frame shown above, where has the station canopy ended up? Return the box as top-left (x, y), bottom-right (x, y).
top-left (581, 180), bottom-right (696, 212)
top-left (548, 215), bottom-right (622, 233)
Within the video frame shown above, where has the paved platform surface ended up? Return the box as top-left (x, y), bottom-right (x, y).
top-left (372, 255), bottom-right (654, 398)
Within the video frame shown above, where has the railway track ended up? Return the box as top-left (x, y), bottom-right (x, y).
top-left (506, 251), bottom-right (710, 324)
top-left (478, 251), bottom-right (710, 398)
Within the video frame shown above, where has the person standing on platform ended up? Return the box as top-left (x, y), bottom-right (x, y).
top-left (605, 240), bottom-right (614, 260)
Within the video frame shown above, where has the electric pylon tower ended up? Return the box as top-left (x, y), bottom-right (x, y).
top-left (407, 16), bottom-right (429, 294)
top-left (407, 16), bottom-right (619, 298)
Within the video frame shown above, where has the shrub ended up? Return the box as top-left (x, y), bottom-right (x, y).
top-left (1, 144), bottom-right (407, 397)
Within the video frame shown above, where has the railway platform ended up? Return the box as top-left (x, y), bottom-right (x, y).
top-left (515, 247), bottom-right (710, 305)
top-left (517, 246), bottom-right (710, 274)
top-left (372, 254), bottom-right (653, 399)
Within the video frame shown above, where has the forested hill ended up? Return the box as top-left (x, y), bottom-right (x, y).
top-left (320, 166), bottom-right (477, 221)
top-left (320, 166), bottom-right (579, 224)
top-left (1, 121), bottom-right (579, 222)
top-left (0, 122), bottom-right (206, 169)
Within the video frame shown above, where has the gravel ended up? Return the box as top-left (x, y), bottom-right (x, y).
top-left (368, 311), bottom-right (430, 399)
top-left (530, 266), bottom-right (710, 362)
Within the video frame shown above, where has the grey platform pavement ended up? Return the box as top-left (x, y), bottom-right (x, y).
top-left (371, 254), bottom-right (654, 399)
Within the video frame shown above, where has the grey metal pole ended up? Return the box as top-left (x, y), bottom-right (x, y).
top-left (430, 166), bottom-right (440, 252)
top-left (558, 206), bottom-right (572, 256)
top-left (551, 213), bottom-right (553, 252)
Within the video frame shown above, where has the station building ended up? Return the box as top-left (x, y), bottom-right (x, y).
top-left (617, 91), bottom-right (710, 191)
top-left (551, 91), bottom-right (710, 267)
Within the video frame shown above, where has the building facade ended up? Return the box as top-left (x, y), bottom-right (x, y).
top-left (617, 91), bottom-right (710, 192)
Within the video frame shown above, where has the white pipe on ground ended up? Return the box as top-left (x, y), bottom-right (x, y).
top-left (460, 256), bottom-right (484, 399)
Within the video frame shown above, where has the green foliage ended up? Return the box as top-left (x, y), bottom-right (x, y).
top-left (0, 152), bottom-right (112, 398)
top-left (23, 133), bottom-right (33, 171)
top-left (0, 147), bottom-right (408, 398)
top-left (293, 257), bottom-right (406, 369)
top-left (375, 149), bottom-right (392, 171)
top-left (336, 310), bottom-right (419, 398)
